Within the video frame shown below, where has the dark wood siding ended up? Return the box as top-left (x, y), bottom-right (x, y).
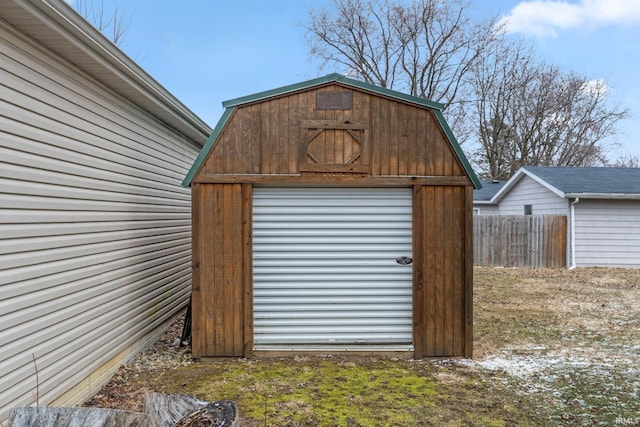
top-left (191, 183), bottom-right (249, 357)
top-left (195, 84), bottom-right (464, 179)
top-left (190, 81), bottom-right (474, 358)
top-left (413, 185), bottom-right (472, 358)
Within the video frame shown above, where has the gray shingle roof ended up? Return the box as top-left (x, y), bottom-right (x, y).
top-left (523, 166), bottom-right (640, 195)
top-left (474, 180), bottom-right (506, 201)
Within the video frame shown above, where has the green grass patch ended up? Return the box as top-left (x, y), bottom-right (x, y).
top-left (150, 357), bottom-right (529, 426)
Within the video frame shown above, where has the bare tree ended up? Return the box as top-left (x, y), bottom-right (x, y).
top-left (307, 0), bottom-right (630, 173)
top-left (73, 0), bottom-right (131, 46)
top-left (305, 0), bottom-right (501, 138)
top-left (468, 39), bottom-right (535, 179)
top-left (469, 39), bottom-right (629, 179)
top-left (611, 154), bottom-right (640, 168)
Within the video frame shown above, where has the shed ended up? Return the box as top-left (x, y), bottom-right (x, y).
top-left (183, 74), bottom-right (481, 359)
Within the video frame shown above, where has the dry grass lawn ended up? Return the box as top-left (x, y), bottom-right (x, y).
top-left (472, 267), bottom-right (640, 426)
top-left (87, 267), bottom-right (640, 426)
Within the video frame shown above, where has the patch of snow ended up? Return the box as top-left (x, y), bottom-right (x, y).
top-left (478, 354), bottom-right (563, 378)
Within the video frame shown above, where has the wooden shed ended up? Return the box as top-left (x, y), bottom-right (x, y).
top-left (183, 74), bottom-right (481, 359)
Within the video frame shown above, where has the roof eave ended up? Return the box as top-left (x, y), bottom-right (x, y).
top-left (182, 107), bottom-right (235, 187)
top-left (565, 193), bottom-right (640, 200)
top-left (491, 167), bottom-right (565, 203)
top-left (2, 0), bottom-right (211, 143)
top-left (431, 109), bottom-right (481, 189)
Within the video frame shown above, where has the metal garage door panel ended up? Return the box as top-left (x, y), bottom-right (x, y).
top-left (253, 187), bottom-right (413, 346)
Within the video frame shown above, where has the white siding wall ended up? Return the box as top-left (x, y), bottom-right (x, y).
top-left (574, 199), bottom-right (640, 267)
top-left (498, 175), bottom-right (568, 215)
top-left (473, 204), bottom-right (499, 215)
top-left (0, 21), bottom-right (200, 421)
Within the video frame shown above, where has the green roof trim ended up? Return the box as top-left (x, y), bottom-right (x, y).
top-left (432, 109), bottom-right (482, 189)
top-left (222, 73), bottom-right (445, 110)
top-left (182, 107), bottom-right (235, 187)
top-left (183, 73), bottom-right (481, 189)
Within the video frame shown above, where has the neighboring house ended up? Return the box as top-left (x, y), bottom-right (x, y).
top-left (0, 0), bottom-right (210, 422)
top-left (473, 179), bottom-right (506, 215)
top-left (183, 73), bottom-right (481, 360)
top-left (488, 166), bottom-right (640, 268)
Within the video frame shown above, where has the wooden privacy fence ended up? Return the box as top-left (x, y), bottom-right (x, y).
top-left (474, 215), bottom-right (567, 268)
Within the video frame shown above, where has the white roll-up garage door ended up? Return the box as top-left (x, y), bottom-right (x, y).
top-left (253, 187), bottom-right (413, 347)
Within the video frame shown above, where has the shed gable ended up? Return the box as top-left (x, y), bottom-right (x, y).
top-left (186, 77), bottom-right (476, 184)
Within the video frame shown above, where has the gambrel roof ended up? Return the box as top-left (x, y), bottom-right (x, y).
top-left (183, 73), bottom-right (481, 188)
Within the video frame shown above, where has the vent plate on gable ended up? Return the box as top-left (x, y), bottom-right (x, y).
top-left (316, 91), bottom-right (353, 110)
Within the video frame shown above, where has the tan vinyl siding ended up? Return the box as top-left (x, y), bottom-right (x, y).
top-left (498, 175), bottom-right (568, 215)
top-left (0, 20), bottom-right (200, 422)
top-left (574, 199), bottom-right (640, 267)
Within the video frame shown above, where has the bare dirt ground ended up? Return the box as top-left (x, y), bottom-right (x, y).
top-left (83, 315), bottom-right (192, 413)
top-left (85, 267), bottom-right (640, 426)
